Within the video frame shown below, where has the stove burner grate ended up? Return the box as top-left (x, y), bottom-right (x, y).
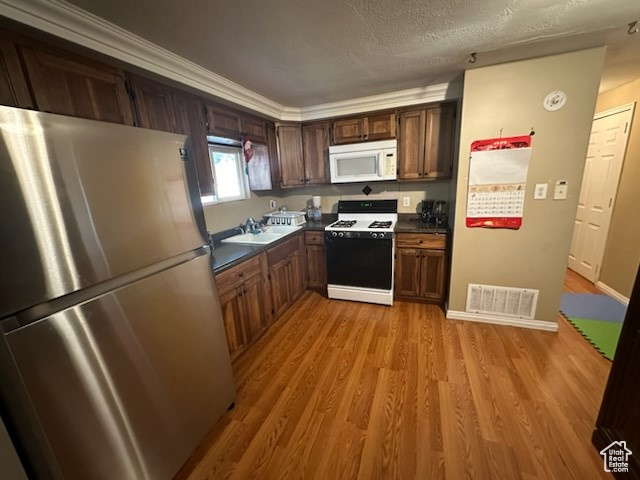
top-left (329, 220), bottom-right (357, 228)
top-left (368, 221), bottom-right (392, 229)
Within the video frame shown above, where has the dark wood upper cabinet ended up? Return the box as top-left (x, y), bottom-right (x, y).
top-left (206, 104), bottom-right (241, 140)
top-left (248, 121), bottom-right (281, 191)
top-left (172, 92), bottom-right (214, 196)
top-left (424, 104), bottom-right (456, 179)
top-left (276, 123), bottom-right (305, 188)
top-left (398, 102), bottom-right (456, 180)
top-left (19, 46), bottom-right (134, 125)
top-left (241, 114), bottom-right (267, 143)
top-left (128, 75), bottom-right (176, 132)
top-left (302, 122), bottom-right (329, 184)
top-left (332, 117), bottom-right (363, 144)
top-left (365, 112), bottom-right (396, 141)
top-left (398, 109), bottom-right (426, 180)
top-left (0, 38), bottom-right (33, 109)
top-left (331, 111), bottom-right (396, 144)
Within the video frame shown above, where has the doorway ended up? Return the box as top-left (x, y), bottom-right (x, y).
top-left (568, 103), bottom-right (635, 283)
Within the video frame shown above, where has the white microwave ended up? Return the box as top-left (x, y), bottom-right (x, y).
top-left (329, 139), bottom-right (397, 184)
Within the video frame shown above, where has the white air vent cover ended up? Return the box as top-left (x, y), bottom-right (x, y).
top-left (466, 284), bottom-right (539, 320)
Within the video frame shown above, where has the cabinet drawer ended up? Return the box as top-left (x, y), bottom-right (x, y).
top-left (396, 233), bottom-right (446, 249)
top-left (215, 255), bottom-right (262, 293)
top-left (267, 234), bottom-right (300, 265)
top-left (305, 231), bottom-right (325, 245)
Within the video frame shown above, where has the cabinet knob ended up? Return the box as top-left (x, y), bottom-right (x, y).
top-left (239, 272), bottom-right (244, 277)
top-left (300, 179), bottom-right (304, 183)
top-left (419, 240), bottom-right (423, 244)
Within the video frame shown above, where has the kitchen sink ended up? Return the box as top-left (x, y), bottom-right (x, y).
top-left (221, 225), bottom-right (303, 245)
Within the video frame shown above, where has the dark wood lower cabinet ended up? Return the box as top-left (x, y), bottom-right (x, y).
top-left (267, 233), bottom-right (305, 320)
top-left (305, 231), bottom-right (327, 291)
top-left (215, 253), bottom-right (272, 360)
top-left (592, 266), bottom-right (640, 479)
top-left (394, 233), bottom-right (447, 304)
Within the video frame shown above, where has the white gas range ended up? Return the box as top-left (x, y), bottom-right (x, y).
top-left (324, 200), bottom-right (397, 306)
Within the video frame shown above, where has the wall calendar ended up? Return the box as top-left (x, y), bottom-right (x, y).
top-left (466, 135), bottom-right (532, 229)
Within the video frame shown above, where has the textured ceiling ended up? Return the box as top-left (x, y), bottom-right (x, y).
top-left (66, 0), bottom-right (640, 106)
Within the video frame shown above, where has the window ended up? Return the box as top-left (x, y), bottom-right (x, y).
top-left (201, 144), bottom-right (249, 205)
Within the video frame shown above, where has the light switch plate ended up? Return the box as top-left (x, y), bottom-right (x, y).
top-left (403, 196), bottom-right (410, 207)
top-left (534, 183), bottom-right (548, 200)
top-left (269, 199), bottom-right (276, 209)
top-left (554, 181), bottom-right (568, 200)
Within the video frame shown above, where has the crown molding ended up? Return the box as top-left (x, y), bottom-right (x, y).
top-left (297, 82), bottom-right (463, 121)
top-left (1, 0), bottom-right (461, 121)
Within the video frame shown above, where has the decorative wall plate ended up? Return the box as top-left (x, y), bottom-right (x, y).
top-left (543, 90), bottom-right (567, 111)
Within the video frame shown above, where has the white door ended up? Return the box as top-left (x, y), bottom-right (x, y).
top-left (568, 103), bottom-right (634, 282)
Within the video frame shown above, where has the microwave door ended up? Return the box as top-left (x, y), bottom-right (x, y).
top-left (331, 152), bottom-right (381, 183)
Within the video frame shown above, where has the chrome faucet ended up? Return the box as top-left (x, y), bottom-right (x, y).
top-left (244, 217), bottom-right (261, 234)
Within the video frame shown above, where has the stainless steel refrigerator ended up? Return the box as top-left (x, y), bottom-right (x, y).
top-left (0, 106), bottom-right (236, 480)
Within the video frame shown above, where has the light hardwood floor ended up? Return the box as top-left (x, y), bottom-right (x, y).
top-left (563, 268), bottom-right (601, 294)
top-left (177, 276), bottom-right (612, 480)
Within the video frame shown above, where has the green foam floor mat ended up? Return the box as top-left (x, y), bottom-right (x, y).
top-left (565, 316), bottom-right (622, 360)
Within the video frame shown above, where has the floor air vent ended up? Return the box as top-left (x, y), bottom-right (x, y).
top-left (466, 284), bottom-right (539, 320)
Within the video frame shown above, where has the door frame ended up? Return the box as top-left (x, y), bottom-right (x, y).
top-left (569, 101), bottom-right (635, 284)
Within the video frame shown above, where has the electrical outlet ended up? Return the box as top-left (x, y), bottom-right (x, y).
top-left (403, 196), bottom-right (410, 207)
top-left (554, 181), bottom-right (568, 200)
top-left (534, 183), bottom-right (548, 200)
top-left (269, 199), bottom-right (276, 209)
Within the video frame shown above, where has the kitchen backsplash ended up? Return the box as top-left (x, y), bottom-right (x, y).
top-left (202, 180), bottom-right (452, 233)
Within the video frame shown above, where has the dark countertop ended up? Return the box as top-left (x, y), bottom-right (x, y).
top-left (395, 214), bottom-right (450, 234)
top-left (304, 214), bottom-right (337, 230)
top-left (211, 214), bottom-right (449, 274)
top-left (211, 242), bottom-right (265, 273)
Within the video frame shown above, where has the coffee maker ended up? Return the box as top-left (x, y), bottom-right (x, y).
top-left (420, 200), bottom-right (447, 225)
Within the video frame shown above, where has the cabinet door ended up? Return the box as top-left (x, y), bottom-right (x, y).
top-left (365, 112), bottom-right (396, 141)
top-left (129, 75), bottom-right (176, 132)
top-left (286, 250), bottom-right (304, 302)
top-left (172, 92), bottom-right (215, 196)
top-left (20, 46), bottom-right (134, 125)
top-left (247, 143), bottom-right (273, 191)
top-left (302, 122), bottom-right (329, 184)
top-left (395, 247), bottom-right (421, 297)
top-left (276, 124), bottom-right (305, 187)
top-left (218, 286), bottom-right (247, 359)
top-left (332, 117), bottom-right (363, 144)
top-left (269, 258), bottom-right (291, 319)
top-left (0, 38), bottom-right (33, 108)
top-left (241, 273), bottom-right (269, 343)
top-left (398, 109), bottom-right (426, 179)
top-left (419, 249), bottom-right (445, 300)
top-left (242, 115), bottom-right (267, 143)
top-left (206, 104), bottom-right (241, 140)
top-left (267, 122), bottom-right (281, 187)
top-left (424, 104), bottom-right (455, 179)
top-left (306, 244), bottom-right (327, 289)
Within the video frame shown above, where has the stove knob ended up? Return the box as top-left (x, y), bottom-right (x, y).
top-left (379, 232), bottom-right (385, 238)
top-left (372, 233), bottom-right (378, 238)
top-left (338, 232), bottom-right (344, 237)
top-left (332, 232), bottom-right (337, 237)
